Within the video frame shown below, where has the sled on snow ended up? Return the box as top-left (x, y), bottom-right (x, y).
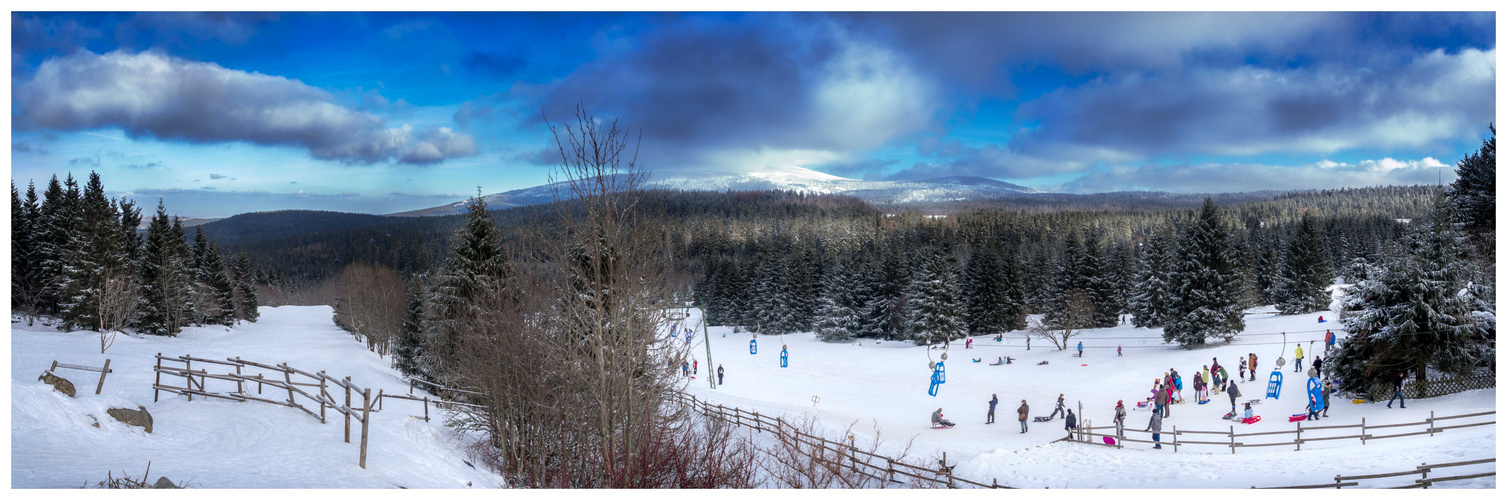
top-left (1289, 414), bottom-right (1309, 422)
top-left (1352, 399), bottom-right (1366, 404)
top-left (1032, 416), bottom-right (1055, 422)
top-left (1238, 416), bottom-right (1262, 424)
top-left (930, 424), bottom-right (955, 430)
top-left (971, 358), bottom-right (982, 363)
top-left (1245, 398), bottom-right (1262, 406)
top-left (1103, 436), bottom-right (1117, 445)
top-left (1222, 411), bottom-right (1237, 420)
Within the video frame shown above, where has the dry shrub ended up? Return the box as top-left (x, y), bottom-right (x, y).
top-left (761, 416), bottom-right (916, 488)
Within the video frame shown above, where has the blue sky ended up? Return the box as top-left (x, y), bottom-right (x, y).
top-left (9, 12), bottom-right (1497, 217)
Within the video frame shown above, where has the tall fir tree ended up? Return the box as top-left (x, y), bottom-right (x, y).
top-left (1329, 191), bottom-right (1494, 395)
top-left (425, 195), bottom-right (510, 380)
top-left (999, 247), bottom-right (1028, 331)
top-left (813, 257), bottom-right (862, 342)
top-left (1273, 214), bottom-right (1334, 314)
top-left (395, 277), bottom-right (428, 379)
top-left (35, 174), bottom-right (78, 315)
top-left (1163, 199), bottom-right (1246, 346)
top-left (201, 239), bottom-right (237, 326)
top-left (232, 252), bottom-right (260, 323)
top-left (1129, 231), bottom-right (1175, 327)
top-left (962, 249), bottom-right (1008, 334)
top-left (137, 201), bottom-right (178, 335)
top-left (1081, 231), bottom-right (1118, 327)
top-left (57, 172), bottom-right (126, 331)
top-left (906, 243), bottom-right (967, 344)
top-left (1447, 125), bottom-right (1495, 238)
top-left (169, 216), bottom-right (199, 327)
top-left (12, 181), bottom-right (46, 323)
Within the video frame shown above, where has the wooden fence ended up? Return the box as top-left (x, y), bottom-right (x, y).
top-left (668, 392), bottom-right (1014, 489)
top-left (1256, 457), bottom-right (1495, 489)
top-left (1069, 409), bottom-right (1495, 455)
top-left (1367, 373), bottom-right (1495, 401)
top-left (48, 358), bottom-right (113, 395)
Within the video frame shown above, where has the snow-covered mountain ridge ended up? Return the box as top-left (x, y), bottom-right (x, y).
top-left (388, 166), bottom-right (1038, 216)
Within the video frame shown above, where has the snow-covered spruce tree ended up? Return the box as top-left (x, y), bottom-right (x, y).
top-left (1329, 191), bottom-right (1495, 395)
top-left (1082, 231), bottom-right (1118, 327)
top-left (1043, 236), bottom-right (1084, 328)
top-left (394, 277), bottom-right (427, 379)
top-left (424, 194), bottom-right (510, 382)
top-left (906, 243), bottom-right (967, 345)
top-left (168, 217), bottom-right (199, 328)
top-left (12, 182), bottom-right (47, 321)
top-left (1129, 231), bottom-right (1175, 327)
top-left (1163, 199), bottom-right (1245, 347)
top-left (1000, 247), bottom-right (1028, 331)
top-left (1273, 214), bottom-right (1333, 314)
top-left (57, 172), bottom-right (126, 331)
top-left (962, 249), bottom-right (1008, 334)
top-left (33, 175), bottom-right (77, 316)
top-left (751, 244), bottom-right (794, 334)
top-left (813, 293), bottom-right (861, 342)
top-left (1447, 124), bottom-right (1494, 239)
top-left (204, 239), bottom-right (237, 326)
top-left (136, 201), bottom-right (180, 335)
top-left (232, 252), bottom-right (260, 323)
top-left (861, 247), bottom-right (909, 340)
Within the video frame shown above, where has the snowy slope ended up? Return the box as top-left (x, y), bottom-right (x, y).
top-left (388, 166), bottom-right (1039, 216)
top-left (675, 296), bottom-right (1496, 488)
top-left (11, 307), bottom-right (505, 489)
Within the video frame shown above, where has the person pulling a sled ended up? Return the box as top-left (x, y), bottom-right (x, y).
top-left (1048, 394), bottom-right (1066, 420)
top-left (932, 408), bottom-right (956, 428)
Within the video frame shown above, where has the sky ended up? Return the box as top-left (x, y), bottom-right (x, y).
top-left (8, 11), bottom-right (1497, 217)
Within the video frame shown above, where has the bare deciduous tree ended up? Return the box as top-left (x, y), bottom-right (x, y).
top-left (1030, 289), bottom-right (1095, 350)
top-left (331, 263), bottom-right (406, 356)
top-left (96, 268), bottom-right (137, 353)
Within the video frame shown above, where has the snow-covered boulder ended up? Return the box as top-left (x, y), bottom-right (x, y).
top-left (106, 406), bottom-right (153, 433)
top-left (38, 372), bottom-right (76, 397)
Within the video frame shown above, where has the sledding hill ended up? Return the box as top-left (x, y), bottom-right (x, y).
top-left (10, 307), bottom-right (504, 488)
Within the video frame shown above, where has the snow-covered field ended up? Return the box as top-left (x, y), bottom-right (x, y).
top-left (679, 300), bottom-right (1497, 488)
top-left (11, 306), bottom-right (505, 488)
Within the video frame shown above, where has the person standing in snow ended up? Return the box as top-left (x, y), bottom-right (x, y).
top-left (1170, 368), bottom-right (1183, 401)
top-left (1249, 353), bottom-right (1258, 381)
top-left (1162, 383), bottom-right (1173, 418)
top-left (1193, 371), bottom-right (1206, 403)
top-left (1239, 357), bottom-right (1247, 380)
top-left (717, 364), bottom-right (725, 385)
top-left (967, 338), bottom-right (973, 349)
top-left (1145, 410), bottom-right (1164, 449)
top-left (1325, 329), bottom-right (1336, 353)
top-left (1048, 394), bottom-right (1066, 420)
top-left (1114, 400), bottom-right (1127, 437)
top-left (682, 361), bottom-right (690, 377)
top-left (1118, 345), bottom-right (1123, 357)
top-left (1202, 365), bottom-right (1212, 394)
top-left (1313, 355), bottom-right (1323, 375)
top-left (1294, 344), bottom-right (1304, 372)
top-left (1077, 341), bottom-right (1084, 357)
top-left (1026, 336), bottom-right (1031, 350)
top-left (1322, 380), bottom-right (1333, 417)
top-left (1387, 371), bottom-right (1406, 408)
top-left (1017, 400), bottom-right (1030, 433)
top-left (1226, 380), bottom-right (1241, 413)
top-left (1064, 409), bottom-right (1078, 440)
top-left (987, 394), bottom-right (998, 424)
top-left (1153, 382), bottom-right (1166, 417)
top-left (693, 359), bottom-right (698, 375)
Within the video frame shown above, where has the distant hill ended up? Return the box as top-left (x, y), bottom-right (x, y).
top-left (195, 210), bottom-right (398, 247)
top-left (389, 166), bottom-right (1039, 217)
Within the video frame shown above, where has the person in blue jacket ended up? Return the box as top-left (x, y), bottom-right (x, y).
top-left (1077, 341), bottom-right (1084, 357)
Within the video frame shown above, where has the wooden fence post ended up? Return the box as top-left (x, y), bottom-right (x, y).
top-left (1172, 426), bottom-right (1178, 453)
top-left (153, 354), bottom-right (162, 403)
top-left (94, 359), bottom-right (111, 395)
top-left (1429, 411), bottom-right (1435, 437)
top-left (423, 397), bottom-right (430, 422)
top-left (319, 375), bottom-right (327, 424)
top-left (235, 362), bottom-right (244, 395)
top-left (186, 358), bottom-right (193, 401)
top-left (1296, 420), bottom-right (1302, 451)
top-left (754, 410), bottom-right (762, 433)
top-left (359, 388), bottom-right (371, 469)
top-left (1361, 418), bottom-right (1367, 445)
top-left (344, 377), bottom-right (352, 443)
top-left (282, 366), bottom-right (296, 406)
top-left (1419, 462), bottom-right (1428, 489)
top-left (1229, 425), bottom-right (1236, 454)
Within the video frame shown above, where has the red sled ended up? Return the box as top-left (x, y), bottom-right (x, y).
top-left (1103, 436), bottom-right (1117, 445)
top-left (1289, 414), bottom-right (1309, 422)
top-left (1239, 416), bottom-right (1262, 424)
top-left (930, 425), bottom-right (955, 430)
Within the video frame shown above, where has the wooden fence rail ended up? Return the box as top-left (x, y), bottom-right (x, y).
top-left (1072, 409), bottom-right (1494, 455)
top-left (669, 392), bottom-right (1014, 489)
top-left (49, 359), bottom-right (112, 395)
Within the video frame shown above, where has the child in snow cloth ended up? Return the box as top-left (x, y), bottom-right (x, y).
top-left (1239, 357), bottom-right (1247, 380)
top-left (1193, 371), bottom-right (1207, 403)
top-left (1145, 410), bottom-right (1164, 449)
top-left (1387, 371), bottom-right (1406, 408)
top-left (693, 360), bottom-right (698, 375)
top-left (1242, 402), bottom-right (1254, 422)
top-left (931, 408), bottom-right (956, 428)
top-left (1322, 380), bottom-right (1333, 417)
top-left (717, 365), bottom-right (725, 385)
top-left (1048, 394), bottom-right (1066, 420)
top-left (1064, 409), bottom-right (1078, 440)
top-left (1017, 400), bottom-right (1030, 433)
top-left (966, 338), bottom-right (973, 349)
top-left (1114, 400), bottom-right (1127, 437)
top-left (987, 394), bottom-right (998, 424)
top-left (1170, 368), bottom-right (1183, 401)
top-left (1076, 341), bottom-right (1084, 357)
top-left (1118, 345), bottom-right (1123, 357)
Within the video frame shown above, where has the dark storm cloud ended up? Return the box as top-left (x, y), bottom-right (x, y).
top-left (1013, 48), bottom-right (1496, 159)
top-left (15, 50), bottom-right (477, 165)
top-left (527, 14), bottom-right (940, 172)
top-left (813, 158), bottom-right (898, 180)
top-left (11, 13), bottom-right (102, 55)
top-left (887, 144), bottom-right (1090, 181)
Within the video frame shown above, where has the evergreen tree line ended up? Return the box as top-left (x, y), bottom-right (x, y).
top-left (11, 172), bottom-right (259, 335)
